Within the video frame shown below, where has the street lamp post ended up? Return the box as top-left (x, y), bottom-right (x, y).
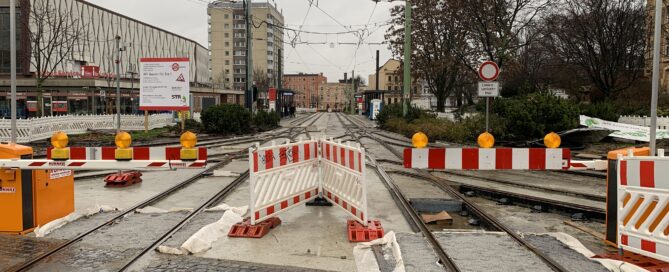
top-left (115, 35), bottom-right (122, 133)
top-left (373, 0), bottom-right (411, 117)
top-left (650, 0), bottom-right (662, 156)
top-left (10, 0), bottom-right (17, 144)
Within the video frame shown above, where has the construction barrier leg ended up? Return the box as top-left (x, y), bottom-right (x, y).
top-left (594, 251), bottom-right (669, 271)
top-left (228, 217), bottom-right (282, 238)
top-left (347, 219), bottom-right (384, 242)
top-left (306, 196), bottom-right (333, 207)
top-left (104, 171), bottom-right (143, 187)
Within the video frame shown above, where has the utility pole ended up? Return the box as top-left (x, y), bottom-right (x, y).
top-left (650, 0), bottom-right (662, 155)
top-left (245, 0), bottom-right (254, 112)
top-left (115, 35), bottom-right (121, 132)
top-left (9, 0), bottom-right (17, 143)
top-left (402, 0), bottom-right (412, 117)
top-left (351, 70), bottom-right (355, 114)
top-left (376, 50), bottom-right (380, 104)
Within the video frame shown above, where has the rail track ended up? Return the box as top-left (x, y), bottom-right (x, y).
top-left (338, 112), bottom-right (570, 272)
top-left (9, 113), bottom-right (320, 272)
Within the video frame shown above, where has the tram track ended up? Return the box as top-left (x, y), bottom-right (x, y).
top-left (338, 112), bottom-right (570, 272)
top-left (9, 112), bottom-right (323, 272)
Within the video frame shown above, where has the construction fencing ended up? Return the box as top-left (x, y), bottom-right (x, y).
top-left (0, 113), bottom-right (175, 143)
top-left (617, 152), bottom-right (669, 262)
top-left (248, 138), bottom-right (368, 226)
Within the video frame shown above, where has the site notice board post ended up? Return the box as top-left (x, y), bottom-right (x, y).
top-left (478, 61), bottom-right (500, 132)
top-left (139, 58), bottom-right (191, 132)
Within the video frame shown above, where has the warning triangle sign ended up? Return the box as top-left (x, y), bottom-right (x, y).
top-left (176, 74), bottom-right (185, 82)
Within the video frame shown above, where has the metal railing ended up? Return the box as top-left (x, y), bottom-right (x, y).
top-left (0, 113), bottom-right (175, 143)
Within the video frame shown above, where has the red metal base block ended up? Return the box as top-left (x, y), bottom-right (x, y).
top-left (104, 171), bottom-right (142, 187)
top-left (228, 217), bottom-right (281, 238)
top-left (594, 252), bottom-right (669, 272)
top-left (348, 219), bottom-right (384, 242)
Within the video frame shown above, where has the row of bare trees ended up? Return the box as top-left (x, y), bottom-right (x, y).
top-left (385, 0), bottom-right (647, 112)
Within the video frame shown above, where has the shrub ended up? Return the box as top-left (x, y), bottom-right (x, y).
top-left (493, 92), bottom-right (579, 140)
top-left (376, 102), bottom-right (435, 127)
top-left (171, 118), bottom-right (204, 133)
top-left (253, 110), bottom-right (280, 131)
top-left (580, 101), bottom-right (618, 121)
top-left (200, 104), bottom-right (252, 134)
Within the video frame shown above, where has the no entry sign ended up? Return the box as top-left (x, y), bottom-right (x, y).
top-left (478, 61), bottom-right (500, 82)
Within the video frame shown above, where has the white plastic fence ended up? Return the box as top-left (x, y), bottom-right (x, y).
top-left (619, 115), bottom-right (669, 130)
top-left (0, 113), bottom-right (175, 143)
top-left (247, 138), bottom-right (369, 226)
top-left (321, 139), bottom-right (367, 225)
top-left (617, 151), bottom-right (669, 262)
top-left (249, 139), bottom-right (320, 225)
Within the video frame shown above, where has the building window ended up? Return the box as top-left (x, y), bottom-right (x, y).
top-left (225, 60), bottom-right (230, 65)
top-left (224, 24), bottom-right (229, 29)
top-left (388, 75), bottom-right (392, 82)
top-left (224, 14), bottom-right (229, 19)
top-left (225, 33), bottom-right (229, 38)
top-left (225, 42), bottom-right (229, 47)
top-left (225, 51), bottom-right (229, 56)
top-left (225, 69), bottom-right (230, 74)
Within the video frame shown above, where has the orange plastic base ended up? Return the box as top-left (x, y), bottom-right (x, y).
top-left (104, 171), bottom-right (142, 187)
top-left (594, 251), bottom-right (669, 272)
top-left (228, 217), bottom-right (281, 238)
top-left (348, 219), bottom-right (384, 242)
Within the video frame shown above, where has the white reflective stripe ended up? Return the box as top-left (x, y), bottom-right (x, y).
top-left (656, 161), bottom-right (669, 190)
top-left (627, 160), bottom-right (641, 187)
top-left (311, 142), bottom-right (317, 160)
top-left (353, 149), bottom-right (360, 172)
top-left (411, 148), bottom-right (429, 169)
top-left (87, 147), bottom-right (102, 160)
top-left (445, 148), bottom-right (462, 169)
top-left (627, 235), bottom-right (642, 249)
top-left (512, 148), bottom-right (529, 170)
top-left (273, 147), bottom-right (281, 168)
top-left (478, 149), bottom-right (495, 170)
top-left (298, 143), bottom-right (305, 162)
top-left (150, 147), bottom-right (166, 161)
top-left (545, 148), bottom-right (563, 170)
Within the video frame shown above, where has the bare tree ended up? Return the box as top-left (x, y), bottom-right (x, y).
top-left (26, 0), bottom-right (83, 116)
top-left (544, 0), bottom-right (646, 100)
top-left (386, 0), bottom-right (474, 112)
top-left (458, 0), bottom-right (552, 71)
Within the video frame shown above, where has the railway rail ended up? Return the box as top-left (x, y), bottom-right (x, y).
top-left (338, 112), bottom-right (570, 272)
top-left (9, 113), bottom-right (320, 272)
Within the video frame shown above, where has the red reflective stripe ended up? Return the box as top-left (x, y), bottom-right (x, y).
top-left (529, 148), bottom-right (546, 170)
top-left (265, 150), bottom-right (274, 170)
top-left (642, 239), bottom-right (657, 253)
top-left (351, 207), bottom-right (357, 216)
top-left (640, 161), bottom-right (655, 188)
top-left (620, 161), bottom-right (628, 186)
top-left (570, 163), bottom-right (587, 168)
top-left (101, 147), bottom-right (115, 160)
top-left (462, 148), bottom-right (479, 170)
top-left (29, 162), bottom-right (46, 166)
top-left (165, 147), bottom-right (181, 160)
top-left (279, 147), bottom-right (287, 166)
top-left (133, 147), bottom-right (150, 160)
top-left (404, 148), bottom-right (412, 168)
top-left (68, 162), bottom-right (85, 167)
top-left (349, 150), bottom-right (355, 170)
top-left (254, 211), bottom-right (260, 220)
top-left (562, 149), bottom-right (571, 170)
top-left (304, 144), bottom-right (310, 161)
top-left (281, 200), bottom-right (288, 209)
top-left (621, 234), bottom-right (628, 245)
top-left (198, 147), bottom-right (207, 160)
top-left (358, 152), bottom-right (362, 172)
top-left (494, 148), bottom-right (513, 169)
top-left (428, 148), bottom-right (445, 169)
top-left (267, 206), bottom-right (275, 216)
top-left (47, 147), bottom-right (53, 160)
top-left (333, 146), bottom-right (338, 163)
top-left (292, 145), bottom-right (300, 163)
top-left (293, 195), bottom-right (300, 203)
top-left (70, 147), bottom-right (87, 160)
top-left (343, 201), bottom-right (348, 209)
top-left (341, 147), bottom-right (346, 167)
top-left (189, 162), bottom-right (206, 168)
top-left (253, 152), bottom-right (259, 172)
top-left (305, 191), bottom-right (311, 199)
top-left (148, 162), bottom-right (166, 167)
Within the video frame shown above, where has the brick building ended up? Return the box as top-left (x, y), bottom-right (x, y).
top-left (282, 73), bottom-right (326, 109)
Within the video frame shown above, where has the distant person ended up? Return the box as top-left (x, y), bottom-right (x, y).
top-left (290, 106), bottom-right (296, 118)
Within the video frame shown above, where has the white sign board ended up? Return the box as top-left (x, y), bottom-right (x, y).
top-left (50, 170), bottom-right (72, 179)
top-left (580, 115), bottom-right (669, 142)
top-left (139, 58), bottom-right (190, 111)
top-left (478, 82), bottom-right (499, 97)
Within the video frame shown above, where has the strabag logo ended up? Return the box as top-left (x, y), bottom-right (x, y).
top-left (48, 161), bottom-right (66, 167)
top-left (172, 63), bottom-right (180, 71)
top-left (0, 187), bottom-right (16, 193)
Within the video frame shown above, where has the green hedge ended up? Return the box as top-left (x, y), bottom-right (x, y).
top-left (254, 110), bottom-right (280, 131)
top-left (201, 104), bottom-right (252, 134)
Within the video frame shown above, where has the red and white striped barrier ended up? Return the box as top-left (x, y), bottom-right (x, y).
top-left (47, 146), bottom-right (208, 161)
top-left (403, 148), bottom-right (571, 170)
top-left (249, 139), bottom-right (320, 225)
top-left (617, 154), bottom-right (669, 263)
top-left (0, 159), bottom-right (206, 170)
top-left (321, 139), bottom-right (367, 225)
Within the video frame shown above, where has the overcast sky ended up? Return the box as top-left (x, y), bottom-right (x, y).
top-left (86, 0), bottom-right (402, 83)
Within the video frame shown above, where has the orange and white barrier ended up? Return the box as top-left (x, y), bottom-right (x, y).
top-left (321, 139), bottom-right (367, 225)
top-left (249, 140), bottom-right (320, 225)
top-left (404, 148), bottom-right (571, 170)
top-left (617, 151), bottom-right (669, 262)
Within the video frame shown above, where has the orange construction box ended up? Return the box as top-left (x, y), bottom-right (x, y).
top-left (0, 144), bottom-right (74, 235)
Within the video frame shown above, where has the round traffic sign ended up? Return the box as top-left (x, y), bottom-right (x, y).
top-left (478, 61), bottom-right (500, 81)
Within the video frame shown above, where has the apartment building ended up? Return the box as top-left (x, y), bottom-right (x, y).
top-left (208, 1), bottom-right (284, 91)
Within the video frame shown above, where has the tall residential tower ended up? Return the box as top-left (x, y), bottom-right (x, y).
top-left (208, 1), bottom-right (284, 92)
